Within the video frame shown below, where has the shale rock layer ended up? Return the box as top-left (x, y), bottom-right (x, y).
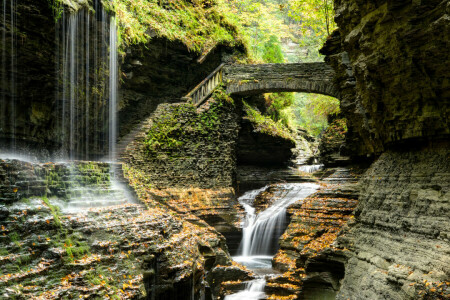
top-left (336, 144), bottom-right (450, 299)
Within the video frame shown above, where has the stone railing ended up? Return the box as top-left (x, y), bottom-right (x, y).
top-left (181, 63), bottom-right (225, 106)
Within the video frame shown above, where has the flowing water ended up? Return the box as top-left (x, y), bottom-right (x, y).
top-left (1, 0), bottom-right (16, 151)
top-left (225, 183), bottom-right (319, 300)
top-left (298, 164), bottom-right (324, 173)
top-left (1, 1), bottom-right (124, 209)
top-left (55, 2), bottom-right (118, 161)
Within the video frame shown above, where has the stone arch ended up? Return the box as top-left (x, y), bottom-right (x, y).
top-left (223, 62), bottom-right (339, 99)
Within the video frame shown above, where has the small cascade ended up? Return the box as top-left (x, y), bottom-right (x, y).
top-left (1, 0), bottom-right (17, 151)
top-left (298, 164), bottom-right (324, 173)
top-left (226, 183), bottom-right (319, 299)
top-left (239, 183), bottom-right (319, 256)
top-left (224, 279), bottom-right (266, 300)
top-left (47, 162), bottom-right (133, 213)
top-left (56, 1), bottom-right (118, 161)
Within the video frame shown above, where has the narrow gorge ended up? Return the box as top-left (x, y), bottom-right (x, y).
top-left (0, 0), bottom-right (448, 300)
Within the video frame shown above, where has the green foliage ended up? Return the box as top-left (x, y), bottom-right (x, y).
top-left (243, 101), bottom-right (295, 142)
top-left (42, 196), bottom-right (62, 228)
top-left (8, 232), bottom-right (21, 248)
top-left (106, 0), bottom-right (247, 52)
top-left (289, 0), bottom-right (336, 45)
top-left (0, 248), bottom-right (9, 256)
top-left (145, 87), bottom-right (233, 154)
top-left (63, 236), bottom-right (90, 263)
top-left (48, 0), bottom-right (64, 20)
top-left (224, 0), bottom-right (292, 62)
top-left (262, 35), bottom-right (285, 63)
top-left (265, 92), bottom-right (294, 125)
top-left (293, 93), bottom-right (340, 136)
top-left (322, 118), bottom-right (348, 142)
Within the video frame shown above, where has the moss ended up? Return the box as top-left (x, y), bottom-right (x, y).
top-left (243, 101), bottom-right (295, 142)
top-left (42, 196), bottom-right (62, 228)
top-left (144, 86), bottom-right (233, 155)
top-left (63, 236), bottom-right (90, 263)
top-left (105, 0), bottom-right (248, 53)
top-left (322, 118), bottom-right (348, 142)
top-left (8, 232), bottom-right (21, 248)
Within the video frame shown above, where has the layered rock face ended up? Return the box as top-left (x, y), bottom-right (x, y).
top-left (318, 0), bottom-right (450, 298)
top-left (324, 0), bottom-right (449, 155)
top-left (122, 99), bottom-right (239, 189)
top-left (335, 144), bottom-right (449, 299)
top-left (0, 159), bottom-right (233, 299)
top-left (266, 167), bottom-right (362, 299)
top-left (120, 98), bottom-right (245, 252)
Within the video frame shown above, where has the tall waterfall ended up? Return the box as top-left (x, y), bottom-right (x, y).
top-left (109, 16), bottom-right (118, 161)
top-left (226, 183), bottom-right (319, 300)
top-left (0, 0), bottom-right (16, 151)
top-left (56, 2), bottom-right (118, 161)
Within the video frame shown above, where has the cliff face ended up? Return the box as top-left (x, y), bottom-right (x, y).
top-left (336, 144), bottom-right (449, 299)
top-left (323, 0), bottom-right (449, 155)
top-left (0, 0), bottom-right (238, 159)
top-left (0, 160), bottom-right (232, 299)
top-left (319, 0), bottom-right (450, 298)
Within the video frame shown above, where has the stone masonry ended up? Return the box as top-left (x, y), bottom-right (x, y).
top-left (223, 63), bottom-right (339, 98)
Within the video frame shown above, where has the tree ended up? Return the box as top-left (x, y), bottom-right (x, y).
top-left (288, 0), bottom-right (335, 43)
top-left (222, 0), bottom-right (292, 62)
top-left (262, 36), bottom-right (285, 63)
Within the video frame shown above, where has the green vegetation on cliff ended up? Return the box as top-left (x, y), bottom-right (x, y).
top-left (108, 0), bottom-right (247, 52)
top-left (243, 101), bottom-right (295, 142)
top-left (145, 87), bottom-right (234, 154)
top-left (49, 0), bottom-right (247, 53)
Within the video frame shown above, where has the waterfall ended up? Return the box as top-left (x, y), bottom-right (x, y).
top-left (238, 183), bottom-right (319, 256)
top-left (0, 0), bottom-right (16, 151)
top-left (298, 164), bottom-right (324, 173)
top-left (223, 279), bottom-right (266, 300)
top-left (226, 183), bottom-right (319, 299)
top-left (109, 16), bottom-right (118, 161)
top-left (56, 2), bottom-right (118, 161)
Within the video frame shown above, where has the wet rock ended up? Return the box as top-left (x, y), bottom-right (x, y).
top-left (0, 159), bottom-right (233, 300)
top-left (206, 265), bottom-right (254, 298)
top-left (237, 119), bottom-right (295, 166)
top-left (267, 166), bottom-right (364, 299)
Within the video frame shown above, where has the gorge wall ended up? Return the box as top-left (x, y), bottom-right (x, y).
top-left (323, 0), bottom-right (449, 156)
top-left (0, 0), bottom-right (236, 160)
top-left (319, 0), bottom-right (450, 298)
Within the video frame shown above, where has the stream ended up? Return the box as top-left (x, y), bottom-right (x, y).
top-left (225, 182), bottom-right (319, 299)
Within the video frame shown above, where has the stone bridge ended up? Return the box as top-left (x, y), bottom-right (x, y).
top-left (223, 62), bottom-right (339, 98)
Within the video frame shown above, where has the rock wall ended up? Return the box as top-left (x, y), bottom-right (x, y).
top-left (0, 159), bottom-right (234, 300)
top-left (0, 0), bottom-right (58, 154)
top-left (0, 159), bottom-right (117, 203)
top-left (120, 96), bottom-right (245, 251)
top-left (317, 1), bottom-right (450, 298)
top-left (122, 97), bottom-right (239, 189)
top-left (267, 167), bottom-right (362, 299)
top-left (323, 0), bottom-right (449, 155)
top-left (336, 143), bottom-right (449, 299)
top-left (237, 119), bottom-right (295, 167)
